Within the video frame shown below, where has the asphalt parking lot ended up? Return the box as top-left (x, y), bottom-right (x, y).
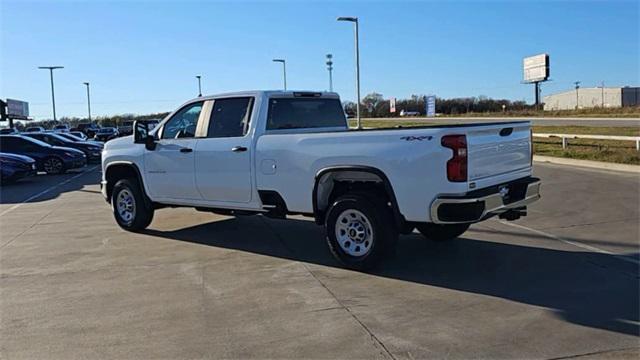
top-left (1, 164), bottom-right (638, 359)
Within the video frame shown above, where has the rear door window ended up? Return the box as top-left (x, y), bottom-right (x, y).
top-left (266, 98), bottom-right (346, 130)
top-left (207, 97), bottom-right (253, 138)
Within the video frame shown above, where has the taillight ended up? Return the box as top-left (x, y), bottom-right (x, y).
top-left (442, 135), bottom-right (467, 182)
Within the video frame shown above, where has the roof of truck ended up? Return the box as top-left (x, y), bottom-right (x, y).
top-left (196, 90), bottom-right (340, 101)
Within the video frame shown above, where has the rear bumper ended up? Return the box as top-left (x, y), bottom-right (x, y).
top-left (430, 177), bottom-right (541, 224)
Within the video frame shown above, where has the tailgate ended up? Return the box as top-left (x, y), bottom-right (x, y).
top-left (466, 123), bottom-right (531, 181)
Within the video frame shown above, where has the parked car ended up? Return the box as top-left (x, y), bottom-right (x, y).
top-left (25, 126), bottom-right (45, 132)
top-left (53, 124), bottom-right (71, 132)
top-left (0, 152), bottom-right (37, 183)
top-left (101, 90), bottom-right (541, 270)
top-left (117, 121), bottom-right (134, 136)
top-left (0, 128), bottom-right (19, 135)
top-left (399, 109), bottom-right (420, 117)
top-left (22, 132), bottom-right (103, 162)
top-left (77, 123), bottom-right (101, 138)
top-left (69, 131), bottom-right (88, 140)
top-left (94, 127), bottom-right (119, 142)
top-left (140, 119), bottom-right (160, 130)
top-left (0, 135), bottom-right (86, 174)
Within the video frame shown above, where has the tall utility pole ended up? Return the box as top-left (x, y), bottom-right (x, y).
top-left (83, 82), bottom-right (92, 121)
top-left (574, 81), bottom-right (581, 110)
top-left (272, 59), bottom-right (287, 90)
top-left (337, 16), bottom-right (361, 129)
top-left (196, 75), bottom-right (202, 97)
top-left (326, 54), bottom-right (334, 92)
top-left (38, 66), bottom-right (64, 121)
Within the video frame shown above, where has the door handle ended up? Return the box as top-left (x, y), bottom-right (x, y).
top-left (180, 148), bottom-right (193, 153)
top-left (231, 146), bottom-right (247, 152)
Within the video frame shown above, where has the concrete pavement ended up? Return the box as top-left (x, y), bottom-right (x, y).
top-left (0, 164), bottom-right (638, 359)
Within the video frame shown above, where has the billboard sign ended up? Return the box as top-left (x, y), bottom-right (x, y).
top-left (523, 53), bottom-right (549, 83)
top-left (6, 99), bottom-right (29, 119)
top-left (426, 95), bottom-right (436, 117)
top-left (390, 97), bottom-right (396, 113)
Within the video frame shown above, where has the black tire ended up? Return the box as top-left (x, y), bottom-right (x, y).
top-left (111, 178), bottom-right (154, 231)
top-left (416, 223), bottom-right (470, 241)
top-left (325, 194), bottom-right (398, 271)
top-left (43, 156), bottom-right (65, 175)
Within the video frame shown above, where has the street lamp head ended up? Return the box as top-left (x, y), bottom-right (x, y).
top-left (38, 66), bottom-right (64, 70)
top-left (196, 75), bottom-right (201, 79)
top-left (272, 59), bottom-right (285, 63)
top-left (337, 16), bottom-right (357, 22)
top-left (83, 82), bottom-right (89, 86)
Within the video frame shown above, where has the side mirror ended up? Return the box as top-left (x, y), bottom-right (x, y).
top-left (133, 121), bottom-right (156, 150)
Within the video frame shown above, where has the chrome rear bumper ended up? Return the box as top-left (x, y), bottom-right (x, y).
top-left (430, 177), bottom-right (541, 224)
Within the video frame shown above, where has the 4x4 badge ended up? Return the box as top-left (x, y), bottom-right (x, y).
top-left (400, 136), bottom-right (432, 141)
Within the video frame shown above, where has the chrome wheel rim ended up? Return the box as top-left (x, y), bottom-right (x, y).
top-left (44, 158), bottom-right (62, 173)
top-left (335, 209), bottom-right (374, 257)
top-left (116, 189), bottom-right (136, 224)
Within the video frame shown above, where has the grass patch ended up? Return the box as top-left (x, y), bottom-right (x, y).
top-left (531, 126), bottom-right (639, 136)
top-left (534, 138), bottom-right (640, 165)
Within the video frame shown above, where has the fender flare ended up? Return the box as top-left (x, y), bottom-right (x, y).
top-left (312, 165), bottom-right (404, 226)
top-left (104, 161), bottom-right (150, 205)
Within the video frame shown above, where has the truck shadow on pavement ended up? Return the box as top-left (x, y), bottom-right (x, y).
top-left (143, 216), bottom-right (639, 337)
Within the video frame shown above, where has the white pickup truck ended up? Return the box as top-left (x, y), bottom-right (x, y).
top-left (101, 91), bottom-right (540, 270)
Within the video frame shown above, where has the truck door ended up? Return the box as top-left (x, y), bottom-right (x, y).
top-left (195, 97), bottom-right (253, 203)
top-left (145, 101), bottom-right (204, 200)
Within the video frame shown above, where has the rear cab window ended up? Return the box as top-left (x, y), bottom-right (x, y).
top-left (266, 96), bottom-right (347, 131)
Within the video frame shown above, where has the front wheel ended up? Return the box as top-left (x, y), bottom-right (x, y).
top-left (112, 178), bottom-right (154, 231)
top-left (325, 194), bottom-right (398, 271)
top-left (43, 157), bottom-right (65, 175)
top-left (416, 223), bottom-right (470, 241)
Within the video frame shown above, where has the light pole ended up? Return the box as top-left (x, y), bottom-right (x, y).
top-left (272, 59), bottom-right (287, 90)
top-left (574, 81), bottom-right (581, 110)
top-left (83, 82), bottom-right (92, 121)
top-left (38, 66), bottom-right (64, 122)
top-left (337, 16), bottom-right (361, 129)
top-left (196, 75), bottom-right (202, 97)
top-left (326, 54), bottom-right (334, 92)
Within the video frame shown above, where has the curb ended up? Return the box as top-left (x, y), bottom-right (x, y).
top-left (534, 155), bottom-right (640, 174)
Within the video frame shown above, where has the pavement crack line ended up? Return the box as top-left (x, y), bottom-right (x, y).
top-left (258, 217), bottom-right (397, 360)
top-left (538, 217), bottom-right (640, 231)
top-left (498, 220), bottom-right (640, 266)
top-left (0, 207), bottom-right (57, 250)
top-left (547, 346), bottom-right (639, 359)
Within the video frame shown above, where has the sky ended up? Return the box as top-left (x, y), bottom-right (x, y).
top-left (1, 0), bottom-right (638, 120)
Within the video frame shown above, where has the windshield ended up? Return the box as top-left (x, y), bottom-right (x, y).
top-left (22, 135), bottom-right (52, 147)
top-left (98, 128), bottom-right (115, 133)
top-left (59, 133), bottom-right (84, 142)
top-left (266, 98), bottom-right (346, 130)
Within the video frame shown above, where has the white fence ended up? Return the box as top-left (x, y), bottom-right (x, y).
top-left (533, 133), bottom-right (640, 151)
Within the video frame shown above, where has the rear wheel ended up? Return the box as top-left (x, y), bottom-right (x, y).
top-left (112, 178), bottom-right (154, 231)
top-left (43, 157), bottom-right (65, 175)
top-left (416, 223), bottom-right (470, 241)
top-left (325, 194), bottom-right (397, 271)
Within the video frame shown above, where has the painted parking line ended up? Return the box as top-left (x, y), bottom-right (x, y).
top-left (0, 165), bottom-right (100, 217)
top-left (499, 220), bottom-right (640, 266)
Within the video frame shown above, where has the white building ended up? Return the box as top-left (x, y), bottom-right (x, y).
top-left (543, 86), bottom-right (639, 111)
